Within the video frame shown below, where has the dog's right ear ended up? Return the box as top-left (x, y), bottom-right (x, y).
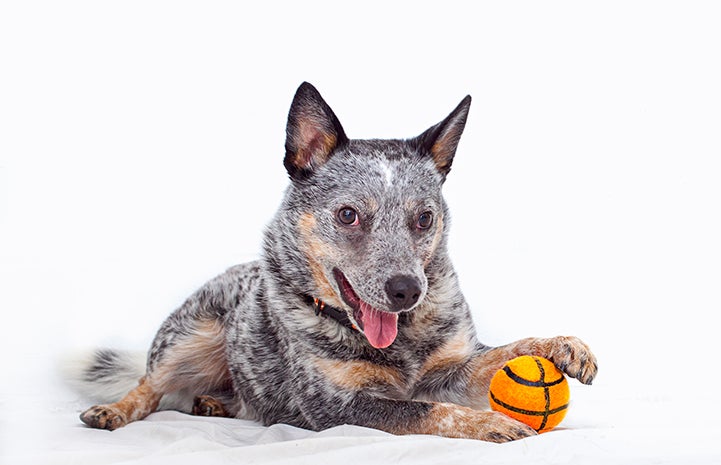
top-left (284, 82), bottom-right (348, 181)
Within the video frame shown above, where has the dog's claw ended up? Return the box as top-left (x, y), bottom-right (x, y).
top-left (544, 336), bottom-right (598, 384)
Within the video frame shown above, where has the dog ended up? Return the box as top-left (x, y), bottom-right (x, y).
top-left (75, 82), bottom-right (597, 442)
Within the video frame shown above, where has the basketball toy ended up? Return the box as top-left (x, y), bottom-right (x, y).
top-left (488, 355), bottom-right (570, 433)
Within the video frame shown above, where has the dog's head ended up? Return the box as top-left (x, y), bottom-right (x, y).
top-left (268, 82), bottom-right (470, 349)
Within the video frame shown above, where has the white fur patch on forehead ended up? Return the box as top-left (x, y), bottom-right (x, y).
top-left (380, 161), bottom-right (394, 187)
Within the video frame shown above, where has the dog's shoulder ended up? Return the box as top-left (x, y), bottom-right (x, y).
top-left (180, 261), bottom-right (264, 320)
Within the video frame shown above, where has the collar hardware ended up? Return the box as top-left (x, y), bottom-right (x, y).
top-left (305, 295), bottom-right (359, 332)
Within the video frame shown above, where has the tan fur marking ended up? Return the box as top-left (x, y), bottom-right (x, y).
top-left (296, 127), bottom-right (336, 169)
top-left (419, 328), bottom-right (473, 378)
top-left (431, 132), bottom-right (458, 172)
top-left (298, 212), bottom-right (344, 307)
top-left (110, 376), bottom-right (163, 422)
top-left (313, 357), bottom-right (405, 392)
top-left (151, 318), bottom-right (232, 393)
top-left (465, 337), bottom-right (541, 402)
top-left (424, 214), bottom-right (444, 267)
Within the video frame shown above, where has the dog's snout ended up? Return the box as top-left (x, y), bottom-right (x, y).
top-left (385, 275), bottom-right (421, 311)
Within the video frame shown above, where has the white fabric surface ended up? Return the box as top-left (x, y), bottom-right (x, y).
top-left (2, 374), bottom-right (719, 465)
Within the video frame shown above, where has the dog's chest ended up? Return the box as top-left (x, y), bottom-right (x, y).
top-left (310, 350), bottom-right (424, 400)
top-left (311, 327), bottom-right (462, 397)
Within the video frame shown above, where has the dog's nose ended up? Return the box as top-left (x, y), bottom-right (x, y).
top-left (385, 275), bottom-right (421, 311)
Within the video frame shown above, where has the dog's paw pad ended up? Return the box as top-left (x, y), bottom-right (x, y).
top-left (79, 405), bottom-right (127, 430)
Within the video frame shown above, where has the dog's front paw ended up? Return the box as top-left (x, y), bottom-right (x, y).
top-left (542, 336), bottom-right (597, 385)
top-left (428, 403), bottom-right (537, 442)
top-left (478, 411), bottom-right (537, 443)
top-left (79, 405), bottom-right (127, 430)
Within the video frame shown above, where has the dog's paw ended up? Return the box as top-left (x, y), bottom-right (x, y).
top-left (478, 411), bottom-right (537, 443)
top-left (79, 405), bottom-right (127, 430)
top-left (192, 395), bottom-right (229, 417)
top-left (542, 336), bottom-right (598, 385)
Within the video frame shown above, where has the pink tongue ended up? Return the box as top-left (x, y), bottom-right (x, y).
top-left (359, 301), bottom-right (399, 349)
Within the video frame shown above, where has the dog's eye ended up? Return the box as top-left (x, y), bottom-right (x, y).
top-left (417, 211), bottom-right (433, 229)
top-left (337, 207), bottom-right (359, 226)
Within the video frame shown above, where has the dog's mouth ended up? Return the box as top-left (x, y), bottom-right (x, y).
top-left (333, 268), bottom-right (399, 349)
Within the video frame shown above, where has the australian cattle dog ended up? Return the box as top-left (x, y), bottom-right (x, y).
top-left (75, 82), bottom-right (597, 442)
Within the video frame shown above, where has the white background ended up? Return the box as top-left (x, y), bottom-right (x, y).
top-left (1, 0), bottom-right (720, 454)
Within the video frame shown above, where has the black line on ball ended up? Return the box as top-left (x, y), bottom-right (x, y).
top-left (534, 356), bottom-right (551, 431)
top-left (502, 366), bottom-right (564, 388)
top-left (489, 391), bottom-right (569, 417)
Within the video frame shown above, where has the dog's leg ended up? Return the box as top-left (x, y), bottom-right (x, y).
top-left (293, 386), bottom-right (534, 442)
top-left (79, 375), bottom-right (163, 430)
top-left (80, 317), bottom-right (233, 430)
top-left (415, 332), bottom-right (598, 410)
top-left (310, 357), bottom-right (535, 442)
top-left (79, 265), bottom-right (259, 430)
top-left (466, 336), bottom-right (598, 397)
top-left (307, 336), bottom-right (596, 441)
top-left (376, 399), bottom-right (536, 442)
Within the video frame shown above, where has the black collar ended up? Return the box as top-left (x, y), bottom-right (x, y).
top-left (303, 295), bottom-right (359, 332)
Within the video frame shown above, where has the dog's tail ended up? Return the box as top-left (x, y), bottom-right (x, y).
top-left (60, 348), bottom-right (147, 404)
top-left (61, 348), bottom-right (194, 412)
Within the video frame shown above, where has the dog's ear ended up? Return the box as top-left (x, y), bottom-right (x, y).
top-left (413, 95), bottom-right (472, 179)
top-left (284, 82), bottom-right (348, 180)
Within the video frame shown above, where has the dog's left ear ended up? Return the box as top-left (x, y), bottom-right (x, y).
top-left (413, 95), bottom-right (472, 179)
top-left (284, 82), bottom-right (349, 181)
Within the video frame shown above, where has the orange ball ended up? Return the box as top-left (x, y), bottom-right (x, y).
top-left (488, 355), bottom-right (570, 433)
